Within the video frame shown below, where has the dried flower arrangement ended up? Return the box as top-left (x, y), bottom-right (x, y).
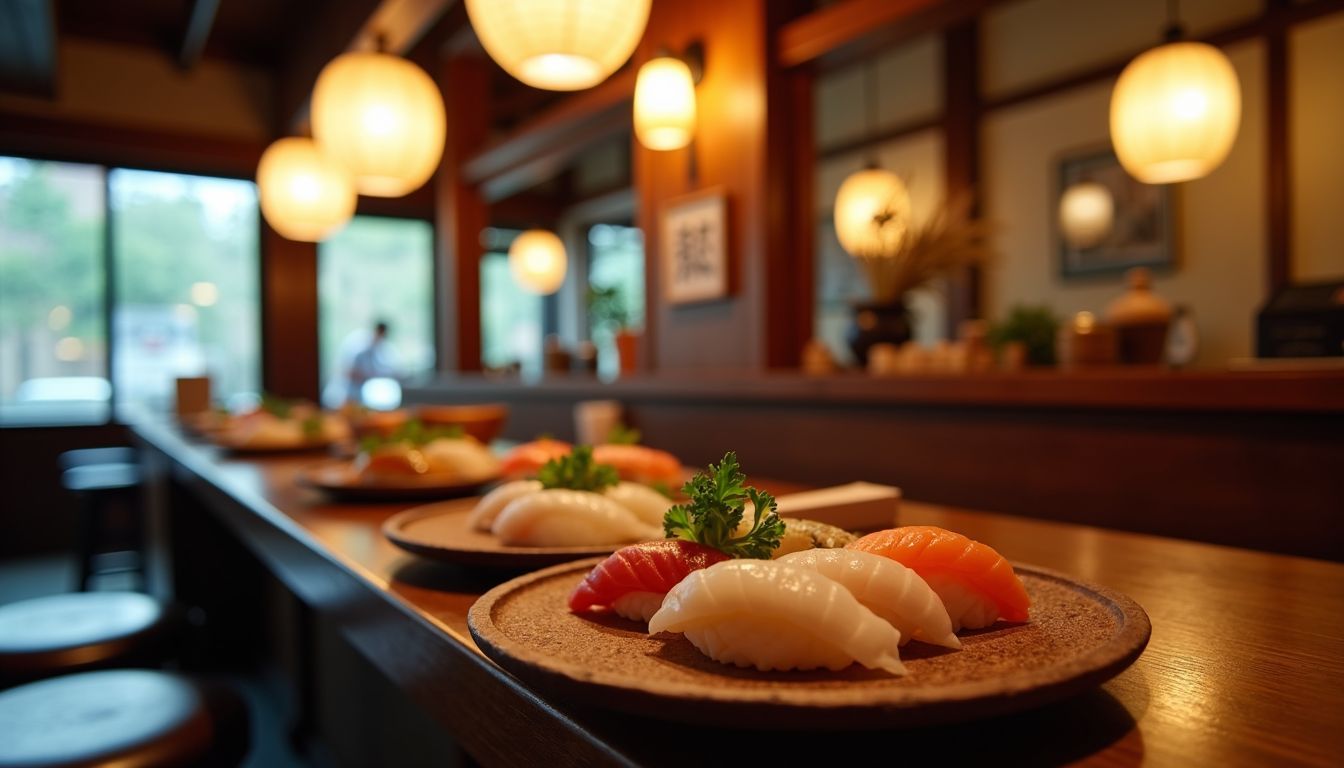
top-left (852, 196), bottom-right (996, 305)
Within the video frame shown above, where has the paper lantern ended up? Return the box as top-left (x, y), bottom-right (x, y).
top-left (257, 138), bottom-right (356, 242)
top-left (1059, 181), bottom-right (1115, 249)
top-left (311, 52), bottom-right (446, 197)
top-left (465, 0), bottom-right (650, 91)
top-left (1110, 41), bottom-right (1241, 184)
top-left (833, 168), bottom-right (912, 258)
top-left (635, 56), bottom-right (696, 150)
top-left (509, 230), bottom-right (567, 295)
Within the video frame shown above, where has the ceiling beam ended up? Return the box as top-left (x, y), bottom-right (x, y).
top-left (778, 0), bottom-right (1004, 70)
top-left (0, 0), bottom-right (56, 97)
top-left (178, 0), bottom-right (220, 70)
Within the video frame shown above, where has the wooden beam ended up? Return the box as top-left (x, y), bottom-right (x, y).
top-left (274, 0), bottom-right (381, 134)
top-left (0, 0), bottom-right (56, 97)
top-left (1266, 0), bottom-right (1292, 296)
top-left (778, 0), bottom-right (1001, 70)
top-left (260, 229), bottom-right (321, 401)
top-left (817, 115), bottom-right (943, 161)
top-left (178, 0), bottom-right (220, 71)
top-left (943, 19), bottom-right (982, 334)
top-left (478, 108), bottom-right (631, 202)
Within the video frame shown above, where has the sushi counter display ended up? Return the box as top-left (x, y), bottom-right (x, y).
top-left (129, 417), bottom-right (1344, 766)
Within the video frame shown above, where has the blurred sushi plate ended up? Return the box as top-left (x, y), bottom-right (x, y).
top-left (297, 461), bottom-right (499, 502)
top-left (382, 502), bottom-right (625, 568)
top-left (467, 558), bottom-right (1151, 729)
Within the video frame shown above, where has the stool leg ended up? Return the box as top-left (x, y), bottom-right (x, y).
top-left (76, 495), bottom-right (97, 591)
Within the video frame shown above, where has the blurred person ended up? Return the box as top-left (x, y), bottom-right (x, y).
top-left (323, 319), bottom-right (399, 408)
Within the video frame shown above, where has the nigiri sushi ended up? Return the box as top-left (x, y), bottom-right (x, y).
top-left (491, 489), bottom-right (660, 546)
top-left (591, 444), bottom-right (683, 488)
top-left (569, 540), bottom-right (730, 622)
top-left (602, 482), bottom-right (673, 528)
top-left (648, 559), bottom-right (907, 674)
top-left (733, 516), bottom-right (857, 558)
top-left (848, 526), bottom-right (1031, 631)
top-left (776, 549), bottom-right (960, 649)
top-left (467, 480), bottom-right (542, 531)
top-left (499, 439), bottom-right (572, 479)
top-left (420, 437), bottom-right (500, 481)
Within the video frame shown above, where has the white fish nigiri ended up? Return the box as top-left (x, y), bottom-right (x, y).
top-left (467, 480), bottom-right (542, 531)
top-left (491, 489), bottom-right (661, 546)
top-left (603, 482), bottom-right (673, 528)
top-left (648, 560), bottom-right (906, 675)
top-left (421, 438), bottom-right (501, 481)
top-left (776, 549), bottom-right (961, 649)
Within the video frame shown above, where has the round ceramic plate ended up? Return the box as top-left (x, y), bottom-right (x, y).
top-left (297, 462), bottom-right (498, 502)
top-left (210, 435), bottom-right (337, 455)
top-left (382, 504), bottom-right (624, 568)
top-left (468, 559), bottom-right (1151, 729)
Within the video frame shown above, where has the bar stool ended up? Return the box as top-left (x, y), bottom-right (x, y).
top-left (61, 462), bottom-right (144, 591)
top-left (57, 446), bottom-right (139, 472)
top-left (0, 592), bottom-right (181, 687)
top-left (0, 670), bottom-right (250, 767)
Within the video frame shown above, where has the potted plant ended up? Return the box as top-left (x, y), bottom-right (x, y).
top-left (987, 304), bottom-right (1060, 368)
top-left (587, 285), bottom-right (640, 376)
top-left (844, 196), bottom-right (994, 365)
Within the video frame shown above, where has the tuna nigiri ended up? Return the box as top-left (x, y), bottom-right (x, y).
top-left (648, 559), bottom-right (907, 674)
top-left (569, 540), bottom-right (730, 622)
top-left (847, 526), bottom-right (1030, 630)
top-left (776, 549), bottom-right (960, 649)
top-left (491, 489), bottom-right (660, 546)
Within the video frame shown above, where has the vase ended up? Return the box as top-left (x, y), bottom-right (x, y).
top-left (614, 330), bottom-right (641, 376)
top-left (846, 301), bottom-right (912, 367)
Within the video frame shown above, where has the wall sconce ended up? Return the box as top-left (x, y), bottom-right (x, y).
top-left (465, 0), bottom-right (650, 91)
top-left (1109, 1), bottom-right (1241, 184)
top-left (256, 137), bottom-right (356, 242)
top-left (634, 43), bottom-right (703, 151)
top-left (509, 229), bottom-right (568, 295)
top-left (1058, 181), bottom-right (1115, 249)
top-left (311, 45), bottom-right (446, 197)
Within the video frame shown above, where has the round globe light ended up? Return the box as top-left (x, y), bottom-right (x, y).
top-left (311, 51), bottom-right (446, 197)
top-left (465, 0), bottom-right (651, 91)
top-left (257, 137), bottom-right (356, 242)
top-left (833, 168), bottom-right (912, 258)
top-left (1110, 41), bottom-right (1241, 184)
top-left (1059, 181), bottom-right (1115, 249)
top-left (635, 56), bottom-right (696, 151)
top-left (509, 229), bottom-right (568, 295)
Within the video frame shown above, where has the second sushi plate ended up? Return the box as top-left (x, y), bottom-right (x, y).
top-left (382, 501), bottom-right (624, 568)
top-left (467, 558), bottom-right (1151, 729)
top-left (297, 461), bottom-right (497, 502)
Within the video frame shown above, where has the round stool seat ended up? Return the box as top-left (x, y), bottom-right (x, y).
top-left (61, 463), bottom-right (141, 494)
top-left (58, 447), bottom-right (138, 472)
top-left (0, 670), bottom-right (247, 767)
top-left (0, 593), bottom-right (175, 682)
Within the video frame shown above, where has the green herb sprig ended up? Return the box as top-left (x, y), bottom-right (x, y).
top-left (359, 419), bottom-right (465, 454)
top-left (663, 452), bottom-right (783, 559)
top-left (260, 393), bottom-right (294, 418)
top-left (537, 445), bottom-right (619, 492)
top-left (606, 423), bottom-right (642, 445)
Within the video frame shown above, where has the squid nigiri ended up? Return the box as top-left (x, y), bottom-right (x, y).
top-left (491, 489), bottom-right (660, 547)
top-left (847, 525), bottom-right (1030, 631)
top-left (591, 444), bottom-right (683, 488)
top-left (776, 549), bottom-right (960, 649)
top-left (569, 540), bottom-right (730, 622)
top-left (648, 559), bottom-right (907, 674)
top-left (499, 439), bottom-right (572, 479)
top-left (467, 480), bottom-right (543, 531)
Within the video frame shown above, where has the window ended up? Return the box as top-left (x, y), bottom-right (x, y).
top-left (480, 238), bottom-right (544, 374)
top-left (318, 216), bottom-right (435, 408)
top-left (0, 158), bottom-right (108, 424)
top-left (586, 223), bottom-right (644, 377)
top-left (110, 169), bottom-right (261, 413)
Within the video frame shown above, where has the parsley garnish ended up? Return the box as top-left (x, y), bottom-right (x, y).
top-left (663, 452), bottom-right (783, 559)
top-left (537, 445), bottom-right (619, 492)
top-left (606, 423), bottom-right (642, 445)
top-left (260, 393), bottom-right (294, 418)
top-left (301, 415), bottom-right (322, 440)
top-left (360, 419), bottom-right (465, 453)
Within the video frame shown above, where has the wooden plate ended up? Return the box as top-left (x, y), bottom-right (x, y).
top-left (210, 435), bottom-right (337, 455)
top-left (468, 559), bottom-right (1151, 729)
top-left (297, 462), bottom-right (497, 502)
top-left (382, 504), bottom-right (625, 568)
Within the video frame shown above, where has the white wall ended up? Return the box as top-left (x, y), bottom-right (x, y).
top-left (1290, 12), bottom-right (1344, 282)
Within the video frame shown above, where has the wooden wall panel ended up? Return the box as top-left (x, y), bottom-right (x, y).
top-left (260, 226), bottom-right (320, 401)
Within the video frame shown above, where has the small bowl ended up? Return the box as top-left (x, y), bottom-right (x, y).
top-left (414, 403), bottom-right (508, 445)
top-left (348, 408), bottom-right (411, 440)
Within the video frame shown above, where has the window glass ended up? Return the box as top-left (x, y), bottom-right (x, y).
top-left (318, 216), bottom-right (435, 408)
top-left (0, 157), bottom-right (108, 424)
top-left (586, 223), bottom-right (644, 377)
top-left (109, 169), bottom-right (260, 414)
top-left (480, 242), bottom-right (542, 374)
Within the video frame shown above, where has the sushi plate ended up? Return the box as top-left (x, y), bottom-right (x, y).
top-left (467, 559), bottom-right (1152, 729)
top-left (382, 503), bottom-right (623, 568)
top-left (297, 461), bottom-right (498, 502)
top-left (209, 435), bottom-right (339, 455)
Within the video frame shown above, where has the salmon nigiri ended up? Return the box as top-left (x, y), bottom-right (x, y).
top-left (570, 540), bottom-right (730, 622)
top-left (591, 444), bottom-right (683, 488)
top-left (847, 526), bottom-right (1030, 631)
top-left (499, 439), bottom-right (572, 479)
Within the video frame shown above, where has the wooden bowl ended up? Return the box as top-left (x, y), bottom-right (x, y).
top-left (414, 403), bottom-right (508, 444)
top-left (348, 408), bottom-right (411, 440)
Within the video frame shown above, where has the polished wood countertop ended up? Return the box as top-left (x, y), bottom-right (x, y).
top-left (131, 419), bottom-right (1344, 766)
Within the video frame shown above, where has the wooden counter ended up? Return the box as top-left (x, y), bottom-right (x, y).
top-left (132, 418), bottom-right (1344, 766)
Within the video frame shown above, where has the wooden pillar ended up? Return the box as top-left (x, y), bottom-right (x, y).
top-left (1266, 0), bottom-right (1291, 296)
top-left (943, 19), bottom-right (982, 335)
top-left (435, 54), bottom-right (490, 372)
top-left (260, 227), bottom-right (320, 401)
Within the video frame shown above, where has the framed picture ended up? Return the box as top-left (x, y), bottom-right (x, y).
top-left (661, 188), bottom-right (729, 304)
top-left (1055, 146), bottom-right (1174, 278)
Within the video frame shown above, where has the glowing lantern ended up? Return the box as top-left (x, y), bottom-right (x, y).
top-left (509, 230), bottom-right (568, 295)
top-left (833, 168), bottom-right (912, 258)
top-left (635, 56), bottom-right (697, 150)
top-left (311, 51), bottom-right (446, 197)
top-left (257, 138), bottom-right (356, 242)
top-left (465, 0), bottom-right (650, 91)
top-left (1059, 181), bottom-right (1115, 249)
top-left (1110, 41), bottom-right (1241, 184)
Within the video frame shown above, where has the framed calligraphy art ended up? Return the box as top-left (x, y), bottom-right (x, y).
top-left (661, 189), bottom-right (729, 305)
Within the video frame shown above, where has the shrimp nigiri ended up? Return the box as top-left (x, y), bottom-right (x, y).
top-left (491, 489), bottom-right (660, 547)
top-left (591, 444), bottom-right (683, 488)
top-left (499, 439), bottom-right (571, 479)
top-left (776, 549), bottom-right (960, 649)
top-left (569, 540), bottom-right (729, 622)
top-left (648, 559), bottom-right (907, 674)
top-left (847, 526), bottom-right (1030, 631)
